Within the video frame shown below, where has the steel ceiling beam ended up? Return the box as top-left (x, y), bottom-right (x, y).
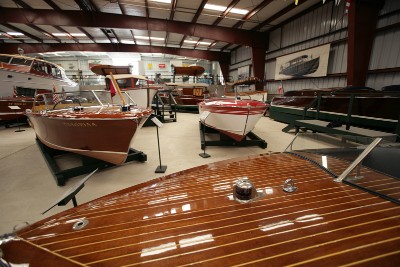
top-left (252, 0), bottom-right (310, 31)
top-left (232, 0), bottom-right (274, 29)
top-left (0, 8), bottom-right (268, 49)
top-left (0, 43), bottom-right (231, 64)
top-left (1, 23), bottom-right (43, 43)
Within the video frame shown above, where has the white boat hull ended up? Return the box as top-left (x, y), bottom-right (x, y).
top-left (0, 69), bottom-right (78, 97)
top-left (199, 99), bottom-right (267, 141)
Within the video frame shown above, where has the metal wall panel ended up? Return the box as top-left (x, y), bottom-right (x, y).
top-left (233, 0), bottom-right (399, 92)
top-left (367, 72), bottom-right (400, 90)
top-left (370, 27), bottom-right (400, 70)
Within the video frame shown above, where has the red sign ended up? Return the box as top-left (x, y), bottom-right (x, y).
top-left (159, 64), bottom-right (166, 69)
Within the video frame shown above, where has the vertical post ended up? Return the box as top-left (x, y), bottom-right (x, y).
top-left (153, 116), bottom-right (167, 173)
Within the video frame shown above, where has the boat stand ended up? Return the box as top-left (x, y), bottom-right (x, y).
top-left (36, 138), bottom-right (147, 186)
top-left (199, 122), bottom-right (267, 150)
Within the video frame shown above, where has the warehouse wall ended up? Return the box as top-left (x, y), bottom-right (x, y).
top-left (230, 0), bottom-right (400, 95)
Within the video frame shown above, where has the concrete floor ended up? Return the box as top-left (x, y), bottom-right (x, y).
top-left (0, 113), bottom-right (295, 235)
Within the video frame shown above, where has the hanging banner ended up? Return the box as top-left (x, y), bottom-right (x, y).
top-left (275, 43), bottom-right (330, 80)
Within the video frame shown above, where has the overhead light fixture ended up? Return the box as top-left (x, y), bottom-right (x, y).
top-left (135, 36), bottom-right (165, 41)
top-left (183, 40), bottom-right (211, 46)
top-left (184, 40), bottom-right (197, 44)
top-left (204, 4), bottom-right (248, 15)
top-left (52, 33), bottom-right (68, 36)
top-left (198, 41), bottom-right (212, 46)
top-left (121, 39), bottom-right (135, 44)
top-left (70, 33), bottom-right (86, 37)
top-left (150, 37), bottom-right (165, 41)
top-left (7, 32), bottom-right (24, 36)
top-left (149, 0), bottom-right (171, 3)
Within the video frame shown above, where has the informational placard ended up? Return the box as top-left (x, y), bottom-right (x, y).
top-left (151, 117), bottom-right (163, 128)
top-left (8, 106), bottom-right (21, 110)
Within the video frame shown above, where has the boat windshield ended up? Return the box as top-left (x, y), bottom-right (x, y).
top-left (285, 133), bottom-right (400, 204)
top-left (32, 90), bottom-right (137, 111)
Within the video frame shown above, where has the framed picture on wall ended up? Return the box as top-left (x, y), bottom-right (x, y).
top-left (275, 43), bottom-right (330, 80)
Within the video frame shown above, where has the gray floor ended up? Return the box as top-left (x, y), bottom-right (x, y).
top-left (0, 113), bottom-right (295, 235)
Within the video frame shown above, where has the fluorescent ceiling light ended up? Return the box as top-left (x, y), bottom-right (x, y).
top-left (70, 33), bottom-right (86, 37)
top-left (183, 40), bottom-right (211, 46)
top-left (149, 0), bottom-right (171, 3)
top-left (184, 40), bottom-right (197, 44)
top-left (7, 32), bottom-right (24, 36)
top-left (121, 39), bottom-right (135, 44)
top-left (205, 4), bottom-right (248, 15)
top-left (135, 36), bottom-right (165, 41)
top-left (150, 37), bottom-right (165, 41)
top-left (198, 41), bottom-right (212, 46)
top-left (52, 33), bottom-right (68, 36)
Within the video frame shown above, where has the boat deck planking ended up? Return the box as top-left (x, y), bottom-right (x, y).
top-left (1, 153), bottom-right (399, 266)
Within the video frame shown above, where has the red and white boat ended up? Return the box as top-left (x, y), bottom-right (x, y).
top-left (0, 53), bottom-right (78, 123)
top-left (26, 90), bottom-right (152, 165)
top-left (199, 98), bottom-right (267, 141)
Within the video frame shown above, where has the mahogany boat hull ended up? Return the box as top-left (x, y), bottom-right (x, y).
top-left (199, 98), bottom-right (267, 141)
top-left (1, 146), bottom-right (399, 266)
top-left (0, 97), bottom-right (33, 122)
top-left (173, 66), bottom-right (205, 76)
top-left (27, 108), bottom-right (151, 165)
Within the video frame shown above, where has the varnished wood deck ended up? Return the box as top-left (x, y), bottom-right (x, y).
top-left (2, 153), bottom-right (400, 266)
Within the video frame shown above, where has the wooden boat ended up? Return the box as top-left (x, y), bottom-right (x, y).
top-left (162, 83), bottom-right (210, 110)
top-left (90, 64), bottom-right (131, 76)
top-left (104, 74), bottom-right (159, 108)
top-left (199, 98), bottom-right (267, 141)
top-left (173, 65), bottom-right (205, 76)
top-left (279, 55), bottom-right (320, 77)
top-left (269, 86), bottom-right (400, 133)
top-left (26, 90), bottom-right (152, 165)
top-left (1, 133), bottom-right (400, 266)
top-left (0, 53), bottom-right (79, 123)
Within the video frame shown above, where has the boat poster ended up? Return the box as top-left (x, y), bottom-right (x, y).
top-left (275, 43), bottom-right (330, 80)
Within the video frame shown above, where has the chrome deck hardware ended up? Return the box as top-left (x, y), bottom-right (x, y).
top-left (73, 219), bottom-right (89, 230)
top-left (283, 178), bottom-right (297, 193)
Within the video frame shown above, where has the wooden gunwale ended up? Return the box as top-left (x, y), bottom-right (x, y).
top-left (7, 153), bottom-right (400, 266)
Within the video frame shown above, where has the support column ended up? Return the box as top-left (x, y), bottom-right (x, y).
top-left (218, 61), bottom-right (230, 84)
top-left (252, 47), bottom-right (266, 90)
top-left (347, 0), bottom-right (384, 86)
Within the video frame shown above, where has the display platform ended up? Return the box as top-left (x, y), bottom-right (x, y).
top-left (36, 138), bottom-right (147, 186)
top-left (199, 122), bottom-right (267, 150)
